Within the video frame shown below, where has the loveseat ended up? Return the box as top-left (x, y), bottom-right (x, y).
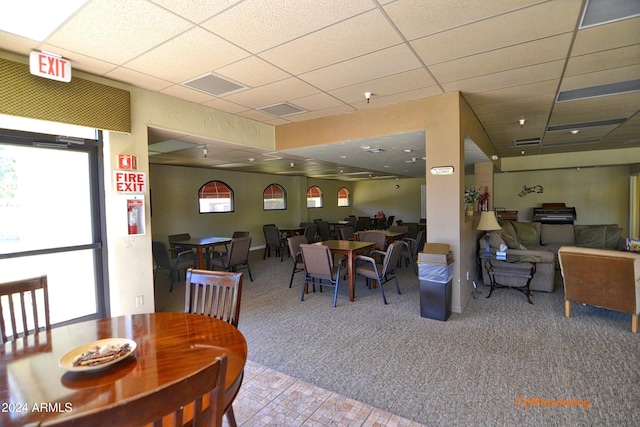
top-left (479, 221), bottom-right (623, 293)
top-left (558, 246), bottom-right (640, 332)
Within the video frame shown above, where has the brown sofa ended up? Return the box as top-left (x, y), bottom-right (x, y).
top-left (558, 246), bottom-right (640, 332)
top-left (479, 221), bottom-right (623, 293)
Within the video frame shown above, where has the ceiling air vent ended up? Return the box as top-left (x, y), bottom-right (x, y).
top-left (556, 79), bottom-right (640, 102)
top-left (183, 73), bottom-right (248, 96)
top-left (258, 102), bottom-right (307, 117)
top-left (514, 137), bottom-right (541, 147)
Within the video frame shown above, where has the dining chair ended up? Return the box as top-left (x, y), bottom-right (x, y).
top-left (168, 232), bottom-right (192, 255)
top-left (359, 231), bottom-right (387, 251)
top-left (287, 235), bottom-right (308, 288)
top-left (263, 225), bottom-right (286, 261)
top-left (299, 244), bottom-right (346, 307)
top-left (211, 236), bottom-right (253, 281)
top-left (355, 216), bottom-right (370, 232)
top-left (185, 268), bottom-right (244, 327)
top-left (385, 215), bottom-right (395, 230)
top-left (315, 220), bottom-right (332, 241)
top-left (232, 231), bottom-right (250, 238)
top-left (340, 224), bottom-right (356, 241)
top-left (44, 355), bottom-right (228, 427)
top-left (184, 268), bottom-right (243, 426)
top-left (304, 223), bottom-right (318, 243)
top-left (401, 230), bottom-right (425, 275)
top-left (152, 240), bottom-right (198, 291)
top-left (0, 275), bottom-right (50, 344)
top-left (355, 240), bottom-right (404, 304)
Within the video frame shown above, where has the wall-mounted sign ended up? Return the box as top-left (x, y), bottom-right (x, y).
top-left (430, 166), bottom-right (454, 175)
top-left (29, 51), bottom-right (72, 83)
top-left (114, 171), bottom-right (147, 194)
top-left (118, 154), bottom-right (138, 170)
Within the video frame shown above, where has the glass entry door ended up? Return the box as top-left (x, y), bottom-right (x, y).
top-left (0, 128), bottom-right (106, 326)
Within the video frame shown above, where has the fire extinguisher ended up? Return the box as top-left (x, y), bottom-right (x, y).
top-left (128, 206), bottom-right (138, 235)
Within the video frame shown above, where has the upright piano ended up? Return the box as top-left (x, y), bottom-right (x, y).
top-left (533, 203), bottom-right (576, 224)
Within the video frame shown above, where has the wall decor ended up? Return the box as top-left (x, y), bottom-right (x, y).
top-left (518, 184), bottom-right (543, 197)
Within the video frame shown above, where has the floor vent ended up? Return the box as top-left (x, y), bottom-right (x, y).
top-left (258, 102), bottom-right (307, 117)
top-left (514, 137), bottom-right (541, 147)
top-left (183, 73), bottom-right (248, 96)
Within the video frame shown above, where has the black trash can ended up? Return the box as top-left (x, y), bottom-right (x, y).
top-left (418, 260), bottom-right (454, 321)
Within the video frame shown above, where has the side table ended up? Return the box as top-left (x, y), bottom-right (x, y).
top-left (483, 254), bottom-right (541, 304)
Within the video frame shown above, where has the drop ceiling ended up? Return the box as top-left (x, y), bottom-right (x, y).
top-left (1, 0), bottom-right (639, 180)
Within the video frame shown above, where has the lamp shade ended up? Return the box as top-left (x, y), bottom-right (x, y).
top-left (477, 211), bottom-right (502, 231)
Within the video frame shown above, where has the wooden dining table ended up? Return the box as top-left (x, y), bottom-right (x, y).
top-left (312, 240), bottom-right (375, 302)
top-left (170, 236), bottom-right (232, 269)
top-left (0, 312), bottom-right (247, 427)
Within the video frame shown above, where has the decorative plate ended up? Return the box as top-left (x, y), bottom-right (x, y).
top-left (59, 338), bottom-right (137, 371)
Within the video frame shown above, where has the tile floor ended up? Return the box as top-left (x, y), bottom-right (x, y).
top-left (227, 360), bottom-right (426, 426)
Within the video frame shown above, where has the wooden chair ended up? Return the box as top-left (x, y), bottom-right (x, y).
top-left (185, 269), bottom-right (244, 328)
top-left (185, 269), bottom-right (243, 426)
top-left (0, 275), bottom-right (51, 344)
top-left (44, 355), bottom-right (228, 427)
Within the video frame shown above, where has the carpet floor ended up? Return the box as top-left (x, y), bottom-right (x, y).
top-left (155, 249), bottom-right (640, 426)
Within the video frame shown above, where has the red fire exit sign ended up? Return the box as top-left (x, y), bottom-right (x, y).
top-left (29, 51), bottom-right (72, 83)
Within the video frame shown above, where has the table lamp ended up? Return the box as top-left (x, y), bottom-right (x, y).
top-left (477, 211), bottom-right (502, 258)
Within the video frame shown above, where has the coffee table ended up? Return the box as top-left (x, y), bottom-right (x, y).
top-left (483, 254), bottom-right (541, 304)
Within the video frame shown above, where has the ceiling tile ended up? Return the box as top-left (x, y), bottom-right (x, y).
top-left (125, 27), bottom-right (250, 83)
top-left (300, 44), bottom-right (422, 91)
top-left (329, 68), bottom-right (438, 103)
top-left (159, 84), bottom-right (216, 104)
top-left (411, 0), bottom-right (582, 65)
top-left (215, 56), bottom-right (290, 88)
top-left (559, 64), bottom-right (640, 91)
top-left (259, 10), bottom-right (403, 75)
top-left (148, 0), bottom-right (243, 24)
top-left (429, 34), bottom-right (572, 84)
top-left (200, 0), bottom-right (374, 53)
top-left (383, 0), bottom-right (544, 40)
top-left (571, 16), bottom-right (640, 56)
top-left (223, 78), bottom-right (319, 108)
top-left (46, 0), bottom-right (193, 64)
top-left (565, 45), bottom-right (640, 77)
top-left (105, 67), bottom-right (173, 92)
top-left (442, 61), bottom-right (565, 94)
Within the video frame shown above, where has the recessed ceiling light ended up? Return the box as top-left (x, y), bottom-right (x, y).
top-left (403, 149), bottom-right (413, 153)
top-left (570, 130), bottom-right (580, 134)
top-left (340, 155), bottom-right (347, 159)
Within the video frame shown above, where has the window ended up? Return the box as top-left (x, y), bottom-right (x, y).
top-left (307, 185), bottom-right (323, 208)
top-left (263, 183), bottom-right (286, 210)
top-left (337, 187), bottom-right (350, 207)
top-left (0, 126), bottom-right (107, 326)
top-left (199, 180), bottom-right (234, 213)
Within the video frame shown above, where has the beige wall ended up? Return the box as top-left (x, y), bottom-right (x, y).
top-left (277, 93), bottom-right (492, 313)
top-left (352, 177), bottom-right (424, 223)
top-left (493, 165), bottom-right (630, 234)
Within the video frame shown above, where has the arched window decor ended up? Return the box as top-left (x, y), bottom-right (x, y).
top-left (263, 183), bottom-right (286, 210)
top-left (337, 187), bottom-right (350, 207)
top-left (198, 180), bottom-right (234, 213)
top-left (306, 185), bottom-right (323, 208)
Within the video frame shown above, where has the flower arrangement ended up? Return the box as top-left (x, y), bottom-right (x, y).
top-left (464, 185), bottom-right (481, 205)
top-left (375, 211), bottom-right (386, 219)
top-left (477, 190), bottom-right (490, 211)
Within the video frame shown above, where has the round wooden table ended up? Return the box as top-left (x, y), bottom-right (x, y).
top-left (0, 312), bottom-right (247, 426)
